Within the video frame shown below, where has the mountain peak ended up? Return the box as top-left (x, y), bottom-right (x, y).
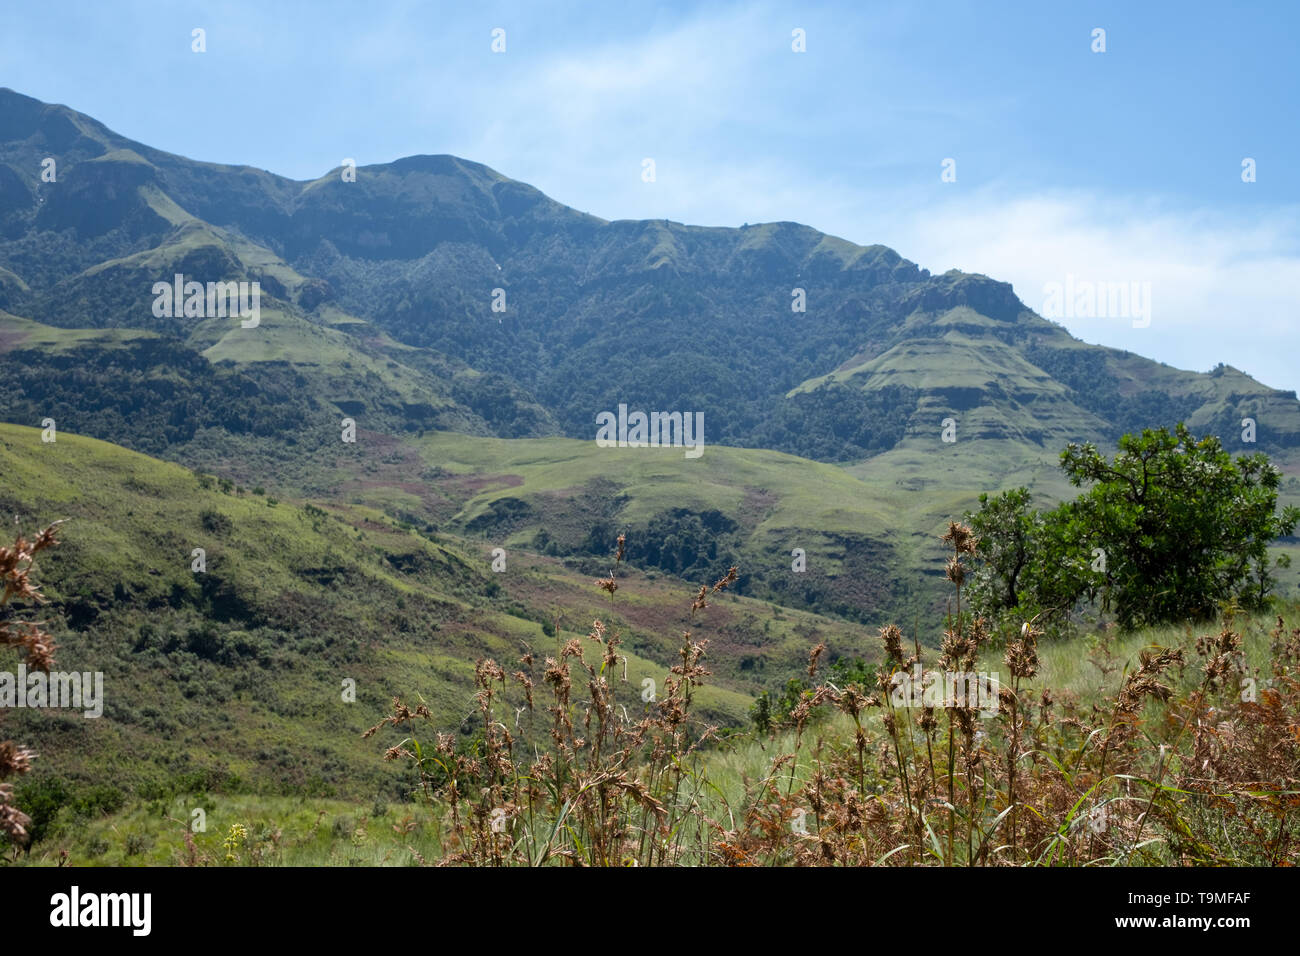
top-left (902, 271), bottom-right (1025, 323)
top-left (1, 86), bottom-right (1296, 461)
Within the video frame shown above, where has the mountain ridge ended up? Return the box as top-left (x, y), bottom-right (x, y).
top-left (3, 88), bottom-right (1299, 801)
top-left (2, 85), bottom-right (1298, 466)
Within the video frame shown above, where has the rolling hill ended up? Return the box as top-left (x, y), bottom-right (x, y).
top-left (3, 85), bottom-right (1299, 624)
top-left (0, 423), bottom-right (884, 801)
top-left (3, 85), bottom-right (1298, 469)
top-left (3, 86), bottom-right (1300, 810)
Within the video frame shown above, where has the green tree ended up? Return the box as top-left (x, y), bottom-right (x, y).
top-left (966, 488), bottom-right (1097, 633)
top-left (966, 488), bottom-right (1037, 614)
top-left (968, 424), bottom-right (1299, 631)
top-left (1059, 423), bottom-right (1297, 627)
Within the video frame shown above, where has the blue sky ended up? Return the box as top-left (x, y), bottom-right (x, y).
top-left (4, 1), bottom-right (1298, 391)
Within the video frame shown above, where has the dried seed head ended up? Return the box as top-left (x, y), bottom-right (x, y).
top-left (878, 624), bottom-right (905, 667)
top-left (940, 521), bottom-right (978, 555)
top-left (808, 642), bottom-right (826, 679)
top-left (944, 555), bottom-right (966, 587)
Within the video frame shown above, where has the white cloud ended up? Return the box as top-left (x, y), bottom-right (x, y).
top-left (457, 4), bottom-right (778, 209)
top-left (886, 191), bottom-right (1300, 393)
top-left (170, 1), bottom-right (1298, 397)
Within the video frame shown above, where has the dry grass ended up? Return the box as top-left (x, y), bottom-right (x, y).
top-left (368, 526), bottom-right (1300, 866)
top-left (0, 522), bottom-right (61, 851)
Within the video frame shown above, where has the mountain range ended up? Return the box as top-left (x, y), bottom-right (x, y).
top-left (2, 87), bottom-right (1299, 797)
top-left (4, 87), bottom-right (1297, 464)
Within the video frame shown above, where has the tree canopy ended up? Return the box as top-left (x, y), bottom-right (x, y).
top-left (967, 424), bottom-right (1299, 631)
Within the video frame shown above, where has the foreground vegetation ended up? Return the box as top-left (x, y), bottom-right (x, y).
top-left (353, 529), bottom-right (1299, 866)
top-left (13, 555), bottom-right (1299, 866)
top-left (5, 423), bottom-right (1299, 866)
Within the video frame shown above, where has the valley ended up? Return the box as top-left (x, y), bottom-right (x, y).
top-left (1, 85), bottom-right (1298, 868)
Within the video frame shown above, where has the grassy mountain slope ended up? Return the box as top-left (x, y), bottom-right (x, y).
top-left (0, 423), bottom-right (884, 804)
top-left (3, 86), bottom-right (1296, 467)
top-left (310, 429), bottom-right (1300, 626)
top-left (16, 600), bottom-right (1296, 866)
top-left (3, 84), bottom-right (1299, 631)
top-left (3, 87), bottom-right (1299, 821)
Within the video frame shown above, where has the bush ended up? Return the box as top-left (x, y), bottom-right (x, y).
top-left (13, 777), bottom-right (69, 845)
top-left (968, 424), bottom-right (1300, 631)
top-left (199, 509), bottom-right (233, 535)
top-left (70, 784), bottom-right (126, 819)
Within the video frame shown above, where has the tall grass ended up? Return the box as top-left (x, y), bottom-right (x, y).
top-left (0, 523), bottom-right (61, 852)
top-left (366, 527), bottom-right (1300, 866)
top-left (9, 520), bottom-right (1296, 867)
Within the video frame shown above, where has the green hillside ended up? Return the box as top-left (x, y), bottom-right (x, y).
top-left (2, 86), bottom-right (1299, 869)
top-left (0, 423), bottom-right (883, 806)
top-left (3, 86), bottom-right (1298, 467)
top-left (3, 87), bottom-right (1298, 631)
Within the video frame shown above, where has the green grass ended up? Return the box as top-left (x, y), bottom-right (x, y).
top-left (19, 601), bottom-right (1291, 867)
top-left (0, 423), bottom-right (883, 817)
top-left (417, 430), bottom-right (896, 533)
top-left (19, 794), bottom-right (451, 867)
top-left (0, 311), bottom-right (159, 352)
